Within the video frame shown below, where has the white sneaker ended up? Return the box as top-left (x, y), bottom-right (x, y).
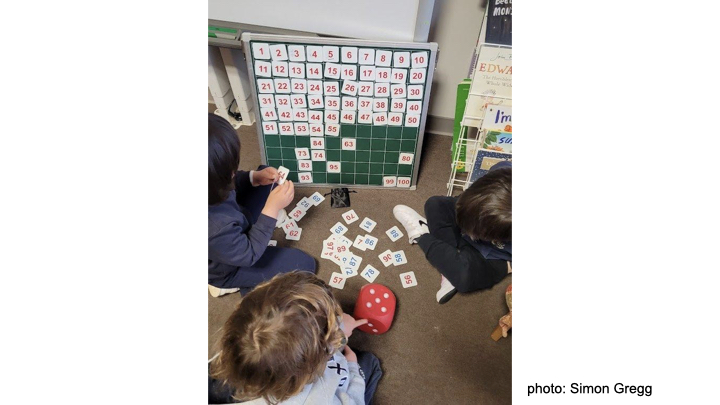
top-left (393, 205), bottom-right (429, 244)
top-left (436, 276), bottom-right (457, 304)
top-left (208, 285), bottom-right (240, 298)
top-left (275, 209), bottom-right (288, 228)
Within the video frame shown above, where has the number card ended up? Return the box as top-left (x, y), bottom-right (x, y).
top-left (310, 191), bottom-right (325, 206)
top-left (268, 240), bottom-right (277, 246)
top-left (412, 51), bottom-right (428, 68)
top-left (291, 79), bottom-right (307, 93)
top-left (259, 95), bottom-right (275, 107)
top-left (393, 51), bottom-right (410, 67)
top-left (343, 266), bottom-right (358, 278)
top-left (295, 148), bottom-right (310, 160)
top-left (276, 165), bottom-right (290, 184)
top-left (392, 250), bottom-right (407, 266)
top-left (399, 271), bottom-right (418, 288)
top-left (272, 61), bottom-right (288, 77)
top-left (407, 100), bottom-right (422, 114)
top-left (327, 161), bottom-right (341, 173)
top-left (325, 97), bottom-right (340, 111)
top-left (328, 272), bottom-right (347, 289)
top-left (353, 235), bottom-right (368, 251)
top-left (357, 112), bottom-right (373, 124)
top-left (391, 68), bottom-right (407, 83)
top-left (324, 63), bottom-right (341, 79)
top-left (341, 81), bottom-right (358, 96)
top-left (277, 108), bottom-right (293, 121)
top-left (397, 177), bottom-right (411, 188)
top-left (342, 97), bottom-right (357, 110)
top-left (342, 138), bottom-right (356, 151)
top-left (378, 249), bottom-right (394, 267)
top-left (291, 95), bottom-right (307, 108)
top-left (405, 114), bottom-right (421, 127)
top-left (340, 110), bottom-right (356, 124)
top-left (359, 48), bottom-right (375, 65)
top-left (388, 112), bottom-right (403, 126)
top-left (325, 123), bottom-right (340, 136)
top-left (360, 66), bottom-right (375, 81)
top-left (407, 85), bottom-right (423, 99)
top-left (375, 50), bottom-right (392, 66)
top-left (289, 62), bottom-right (305, 78)
top-left (358, 97), bottom-right (373, 111)
top-left (308, 110), bottom-right (323, 123)
top-left (255, 60), bottom-right (271, 77)
top-left (312, 150), bottom-right (326, 161)
top-left (275, 94), bottom-right (291, 107)
top-left (289, 206), bottom-right (307, 221)
top-left (362, 234), bottom-right (379, 250)
top-left (324, 110), bottom-right (340, 124)
top-left (308, 94), bottom-right (324, 109)
top-left (342, 209), bottom-right (359, 224)
top-left (311, 137), bottom-right (325, 149)
top-left (294, 122), bottom-right (310, 135)
top-left (306, 45), bottom-right (323, 62)
top-left (257, 79), bottom-right (274, 93)
top-left (373, 98), bottom-right (389, 112)
top-left (252, 43), bottom-right (271, 59)
top-left (309, 123), bottom-right (323, 135)
top-left (391, 99), bottom-right (406, 112)
top-left (288, 45), bottom-right (305, 61)
top-left (391, 83), bottom-right (406, 98)
top-left (361, 265), bottom-right (380, 283)
top-left (261, 108), bottom-right (277, 121)
top-left (279, 123), bottom-right (294, 135)
top-left (293, 108), bottom-right (308, 121)
top-left (338, 235), bottom-right (353, 248)
top-left (341, 47), bottom-right (358, 63)
top-left (359, 217), bottom-right (377, 232)
top-left (386, 226), bottom-right (404, 242)
top-left (409, 68), bottom-right (426, 84)
top-left (298, 172), bottom-right (313, 183)
top-left (375, 68), bottom-right (391, 83)
top-left (383, 176), bottom-right (397, 187)
top-left (346, 255), bottom-right (363, 273)
top-left (323, 46), bottom-right (339, 62)
top-left (270, 44), bottom-right (288, 60)
top-left (274, 78), bottom-right (291, 93)
top-left (358, 82), bottom-right (374, 97)
top-left (341, 65), bottom-right (357, 80)
top-left (399, 153), bottom-right (414, 164)
top-left (330, 222), bottom-right (349, 236)
top-left (282, 218), bottom-right (298, 233)
top-left (262, 121), bottom-right (278, 134)
top-left (373, 112), bottom-right (388, 125)
top-left (375, 83), bottom-right (390, 98)
top-left (306, 64), bottom-right (323, 79)
top-left (324, 82), bottom-right (340, 96)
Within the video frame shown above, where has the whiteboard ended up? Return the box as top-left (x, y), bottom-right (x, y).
top-left (209, 0), bottom-right (435, 42)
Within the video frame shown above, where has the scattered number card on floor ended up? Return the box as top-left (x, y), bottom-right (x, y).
top-left (243, 33), bottom-right (438, 189)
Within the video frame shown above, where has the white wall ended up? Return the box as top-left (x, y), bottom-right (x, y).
top-left (426, 0), bottom-right (485, 120)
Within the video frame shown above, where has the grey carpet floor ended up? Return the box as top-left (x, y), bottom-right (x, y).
top-left (208, 112), bottom-right (512, 404)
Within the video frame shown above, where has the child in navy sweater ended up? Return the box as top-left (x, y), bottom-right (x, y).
top-left (208, 114), bottom-right (315, 296)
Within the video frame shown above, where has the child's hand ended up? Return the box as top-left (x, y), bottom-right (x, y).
top-left (343, 345), bottom-right (358, 363)
top-left (341, 313), bottom-right (368, 338)
top-left (253, 167), bottom-right (279, 186)
top-left (262, 181), bottom-right (295, 218)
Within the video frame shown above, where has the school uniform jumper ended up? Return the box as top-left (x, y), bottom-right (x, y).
top-left (208, 169), bottom-right (315, 291)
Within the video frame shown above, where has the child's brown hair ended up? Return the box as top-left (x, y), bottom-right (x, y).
top-left (456, 166), bottom-right (512, 242)
top-left (211, 271), bottom-right (344, 403)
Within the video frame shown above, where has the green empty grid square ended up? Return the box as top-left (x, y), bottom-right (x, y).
top-left (281, 147), bottom-right (296, 159)
top-left (266, 148), bottom-right (282, 160)
top-left (355, 174), bottom-right (369, 184)
top-left (356, 139), bottom-right (371, 150)
top-left (327, 150), bottom-right (341, 161)
top-left (383, 163), bottom-right (398, 175)
top-left (355, 151), bottom-right (370, 162)
top-left (341, 125), bottom-right (356, 137)
top-left (371, 139), bottom-right (386, 151)
top-left (370, 151), bottom-right (385, 163)
top-left (312, 161), bottom-right (326, 172)
top-left (284, 160), bottom-right (298, 171)
top-left (295, 137), bottom-right (310, 148)
top-left (385, 151), bottom-right (400, 163)
top-left (327, 173), bottom-right (341, 183)
top-left (341, 150), bottom-right (355, 161)
top-left (313, 172), bottom-right (327, 183)
top-left (267, 159), bottom-right (282, 168)
top-left (265, 135), bottom-right (281, 147)
top-left (357, 125), bottom-right (372, 138)
top-left (287, 172), bottom-right (299, 182)
top-left (372, 126), bottom-right (387, 138)
top-left (400, 140), bottom-right (416, 153)
top-left (398, 164), bottom-right (413, 176)
top-left (341, 162), bottom-right (355, 172)
top-left (368, 174), bottom-right (383, 185)
top-left (356, 162), bottom-right (369, 173)
top-left (326, 137), bottom-right (341, 149)
top-left (387, 127), bottom-right (402, 139)
top-left (370, 163), bottom-right (384, 175)
top-left (341, 173), bottom-right (355, 184)
top-left (386, 140), bottom-right (400, 151)
top-left (402, 127), bottom-right (419, 139)
top-left (280, 135), bottom-right (296, 147)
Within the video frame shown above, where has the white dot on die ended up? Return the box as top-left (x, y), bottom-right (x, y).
top-left (372, 329), bottom-right (378, 333)
top-left (375, 298), bottom-right (380, 303)
top-left (381, 307), bottom-right (387, 313)
top-left (366, 302), bottom-right (372, 308)
top-left (368, 323), bottom-right (373, 327)
top-left (383, 293), bottom-right (389, 299)
top-left (369, 288), bottom-right (375, 294)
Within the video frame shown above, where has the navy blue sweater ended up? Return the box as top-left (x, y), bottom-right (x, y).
top-left (208, 171), bottom-right (276, 287)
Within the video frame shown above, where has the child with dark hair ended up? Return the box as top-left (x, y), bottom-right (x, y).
top-left (393, 161), bottom-right (512, 303)
top-left (208, 271), bottom-right (382, 404)
top-left (208, 114), bottom-right (315, 297)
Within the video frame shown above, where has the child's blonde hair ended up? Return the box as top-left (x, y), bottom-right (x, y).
top-left (211, 271), bottom-right (344, 403)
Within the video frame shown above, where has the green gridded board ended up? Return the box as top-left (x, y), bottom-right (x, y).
top-left (241, 33), bottom-right (438, 189)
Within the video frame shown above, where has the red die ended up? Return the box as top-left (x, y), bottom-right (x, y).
top-left (353, 283), bottom-right (397, 335)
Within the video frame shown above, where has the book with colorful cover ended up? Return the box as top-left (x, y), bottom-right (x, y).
top-left (452, 79), bottom-right (472, 172)
top-left (482, 131), bottom-right (512, 153)
top-left (485, 0), bottom-right (512, 46)
top-left (469, 148), bottom-right (512, 183)
top-left (470, 46), bottom-right (512, 99)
